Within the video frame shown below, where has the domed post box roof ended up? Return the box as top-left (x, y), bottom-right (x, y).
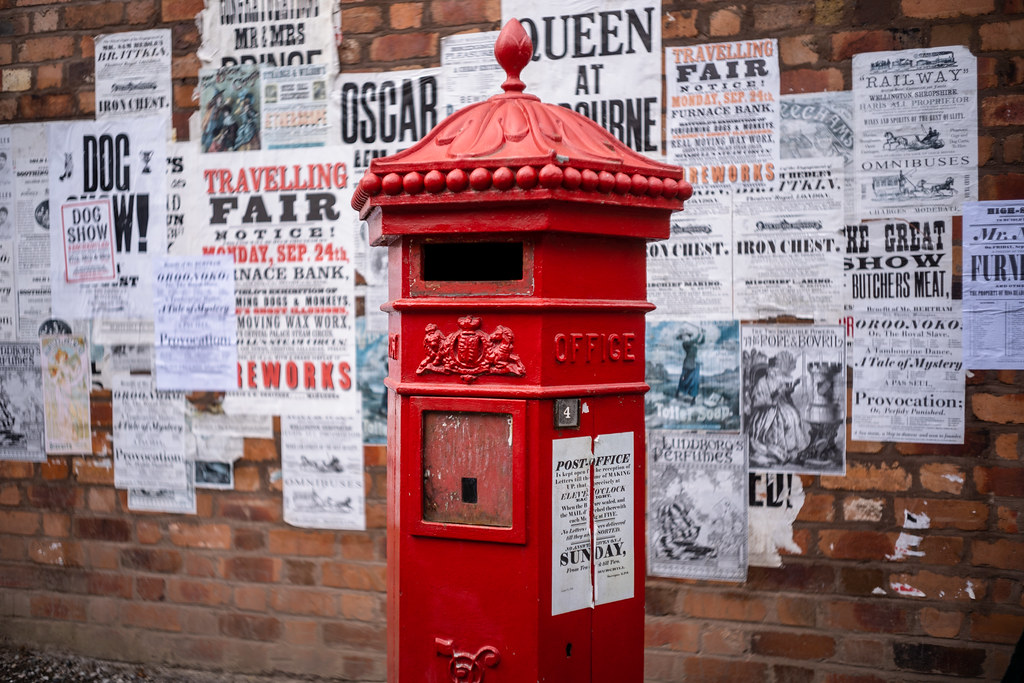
top-left (352, 18), bottom-right (691, 243)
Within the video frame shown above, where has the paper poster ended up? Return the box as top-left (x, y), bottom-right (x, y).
top-left (748, 471), bottom-right (804, 567)
top-left (780, 90), bottom-right (856, 224)
top-left (153, 256), bottom-right (237, 391)
top-left (195, 459), bottom-right (234, 489)
top-left (551, 435), bottom-right (593, 616)
top-left (128, 465), bottom-right (196, 514)
top-left (262, 64), bottom-right (337, 148)
top-left (0, 125), bottom-right (12, 241)
top-left (667, 38), bottom-right (780, 175)
top-left (11, 123), bottom-right (51, 341)
top-left (0, 343), bottom-right (44, 462)
top-left (281, 414), bottom-right (366, 530)
top-left (962, 201), bottom-right (1024, 369)
top-left (48, 116), bottom-right (168, 318)
top-left (96, 343), bottom-right (153, 389)
top-left (199, 65), bottom-right (262, 153)
top-left (853, 46), bottom-right (977, 218)
top-left (645, 319), bottom-right (740, 431)
top-left (647, 186), bottom-right (733, 319)
top-left (502, 0), bottom-right (661, 155)
top-left (166, 141), bottom-right (194, 251)
top-left (188, 406), bottom-right (272, 438)
top-left (648, 431), bottom-right (747, 582)
top-left (184, 146), bottom-right (355, 415)
top-left (593, 431), bottom-right (634, 606)
top-left (41, 335), bottom-right (91, 454)
top-left (440, 31), bottom-right (503, 117)
top-left (0, 239), bottom-right (15, 341)
top-left (197, 0), bottom-right (340, 74)
top-left (356, 314), bottom-right (387, 444)
top-left (112, 374), bottom-right (187, 489)
top-left (732, 159), bottom-right (845, 321)
top-left (94, 29), bottom-right (172, 128)
top-left (741, 325), bottom-right (846, 474)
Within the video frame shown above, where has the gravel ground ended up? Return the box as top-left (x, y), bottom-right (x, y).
top-left (0, 645), bottom-right (337, 683)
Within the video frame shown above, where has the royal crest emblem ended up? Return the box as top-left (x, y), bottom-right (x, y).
top-left (416, 316), bottom-right (526, 382)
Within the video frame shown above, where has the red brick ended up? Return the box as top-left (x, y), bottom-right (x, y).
top-left (916, 535), bottom-right (964, 565)
top-left (980, 18), bottom-right (1024, 50)
top-left (87, 488), bottom-right (118, 513)
top-left (235, 528), bottom-right (265, 551)
top-left (700, 624), bottom-right (747, 655)
top-left (233, 466), bottom-right (261, 491)
top-left (87, 572), bottom-right (132, 598)
top-left (972, 539), bottom-right (1024, 570)
top-left (754, 4), bottom-right (814, 32)
top-left (269, 529), bottom-right (335, 557)
top-left (41, 457), bottom-right (69, 480)
top-left (126, 0), bottom-right (157, 23)
top-left (186, 554), bottom-right (219, 578)
top-left (820, 461), bottom-right (911, 492)
top-left (429, 0), bottom-right (498, 24)
top-left (217, 497), bottom-right (281, 523)
top-left (364, 445), bottom-right (385, 467)
top-left (819, 530), bottom-right (896, 561)
top-left (322, 562), bottom-right (386, 591)
top-left (41, 511), bottom-right (67, 537)
top-left (683, 592), bottom-right (768, 622)
top-left (919, 463), bottom-right (965, 493)
top-left (995, 433), bottom-right (1020, 460)
top-left (339, 592), bottom-right (382, 621)
top-left (975, 466), bottom-right (1024, 496)
top-left (29, 539), bottom-right (84, 567)
top-left (748, 565), bottom-right (834, 593)
top-left (902, 0), bottom-right (995, 16)
top-left (73, 458), bottom-right (115, 485)
top-left (75, 517), bottom-right (132, 542)
top-left (137, 520), bottom-right (162, 544)
top-left (28, 484), bottom-right (79, 510)
top-left (223, 556), bottom-right (281, 583)
top-left (842, 497), bottom-right (884, 522)
top-left (831, 31), bottom-right (895, 60)
top-left (168, 522), bottom-right (231, 549)
top-left (644, 617), bottom-right (700, 652)
top-left (270, 587), bottom-right (337, 617)
top-left (390, 3), bottom-right (423, 30)
top-left (997, 506), bottom-right (1019, 533)
top-left (284, 559), bottom-right (315, 586)
top-left (973, 392), bottom-right (1024, 420)
top-left (777, 596), bottom-right (817, 627)
top-left (161, 0), bottom-right (204, 21)
top-left (0, 510), bottom-right (39, 535)
top-left (0, 536), bottom-right (24, 560)
top-left (243, 437), bottom-right (278, 462)
top-left (234, 585), bottom-right (267, 612)
top-left (889, 570), bottom-right (985, 601)
top-left (970, 612), bottom-right (1024, 644)
top-left (893, 642), bottom-right (985, 677)
top-left (893, 498), bottom-right (988, 531)
top-left (341, 6), bottom-right (382, 33)
top-left (283, 619), bottom-right (319, 646)
top-left (62, 2), bottom-right (124, 28)
top-left (0, 461), bottom-right (33, 478)
top-left (31, 595), bottom-right (87, 621)
top-left (369, 33), bottom-right (438, 62)
top-left (797, 493), bottom-right (835, 522)
top-left (122, 603), bottom-right (182, 632)
top-left (981, 173), bottom-right (1024, 201)
top-left (168, 578), bottom-right (231, 606)
top-left (323, 621), bottom-right (386, 650)
top-left (120, 548), bottom-right (183, 574)
top-left (663, 10), bottom-right (697, 39)
top-left (828, 601), bottom-right (908, 633)
top-left (752, 631), bottom-right (835, 659)
top-left (88, 544), bottom-right (120, 570)
top-left (0, 484), bottom-right (19, 505)
top-left (825, 675), bottom-right (887, 683)
top-left (683, 657), bottom-right (768, 682)
top-left (920, 607), bottom-right (963, 638)
top-left (219, 613), bottom-right (282, 641)
top-left (136, 577), bottom-right (166, 601)
top-left (17, 35), bottom-right (73, 62)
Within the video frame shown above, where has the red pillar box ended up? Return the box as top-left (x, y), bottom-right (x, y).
top-left (352, 19), bottom-right (690, 683)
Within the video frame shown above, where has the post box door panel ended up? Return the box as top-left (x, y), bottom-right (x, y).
top-left (408, 396), bottom-right (527, 543)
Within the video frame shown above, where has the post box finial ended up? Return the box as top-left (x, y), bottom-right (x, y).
top-left (495, 19), bottom-right (532, 94)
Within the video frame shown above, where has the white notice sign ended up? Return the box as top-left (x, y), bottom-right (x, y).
top-left (551, 435), bottom-right (592, 616)
top-left (593, 431), bottom-right (634, 606)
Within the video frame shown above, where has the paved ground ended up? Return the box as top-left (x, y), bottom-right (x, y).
top-left (0, 645), bottom-right (342, 683)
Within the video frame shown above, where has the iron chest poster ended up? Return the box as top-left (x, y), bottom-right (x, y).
top-left (853, 46), bottom-right (977, 218)
top-left (501, 0), bottom-right (662, 156)
top-left (47, 116), bottom-right (168, 318)
top-left (741, 324), bottom-right (846, 475)
top-left (648, 431), bottom-right (747, 582)
top-left (184, 146), bottom-right (355, 416)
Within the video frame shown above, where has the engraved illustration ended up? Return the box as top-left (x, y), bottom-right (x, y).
top-left (883, 127), bottom-right (944, 151)
top-left (416, 316), bottom-right (526, 382)
top-left (871, 170), bottom-right (956, 201)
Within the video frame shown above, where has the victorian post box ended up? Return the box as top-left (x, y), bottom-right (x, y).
top-left (351, 20), bottom-right (690, 682)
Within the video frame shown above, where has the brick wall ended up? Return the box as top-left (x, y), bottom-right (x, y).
top-left (1, 0), bottom-right (1023, 681)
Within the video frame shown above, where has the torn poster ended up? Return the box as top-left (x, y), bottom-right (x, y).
top-left (962, 200), bottom-right (1024, 369)
top-left (48, 116), bottom-right (168, 318)
top-left (440, 31), bottom-right (502, 117)
top-left (503, 0), bottom-right (662, 156)
top-left (41, 335), bottom-right (92, 454)
top-left (748, 471), bottom-right (804, 567)
top-left (153, 255), bottom-right (237, 391)
top-left (645, 319), bottom-right (740, 432)
top-left (0, 343), bottom-right (44, 462)
top-left (199, 65), bottom-right (262, 153)
top-left (741, 324), bottom-right (846, 474)
top-left (648, 431), bottom-right (747, 582)
top-left (853, 46), bottom-right (977, 218)
top-left (128, 465), bottom-right (196, 514)
top-left (281, 413), bottom-right (366, 530)
top-left (112, 374), bottom-right (188, 490)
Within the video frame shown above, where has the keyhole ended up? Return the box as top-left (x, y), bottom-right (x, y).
top-left (565, 642), bottom-right (572, 657)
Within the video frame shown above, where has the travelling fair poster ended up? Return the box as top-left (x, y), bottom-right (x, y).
top-left (48, 116), bottom-right (168, 319)
top-left (502, 0), bottom-right (662, 156)
top-left (648, 431), bottom-right (747, 582)
top-left (182, 146), bottom-right (356, 417)
top-left (645, 319), bottom-right (740, 432)
top-left (0, 342), bottom-right (44, 463)
top-left (740, 325), bottom-right (846, 475)
top-left (853, 46), bottom-right (977, 218)
top-left (962, 200), bottom-right (1024, 370)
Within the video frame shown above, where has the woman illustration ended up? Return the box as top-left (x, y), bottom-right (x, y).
top-left (747, 350), bottom-right (809, 465)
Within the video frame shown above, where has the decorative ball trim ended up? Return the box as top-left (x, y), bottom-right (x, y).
top-left (352, 166), bottom-right (693, 210)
